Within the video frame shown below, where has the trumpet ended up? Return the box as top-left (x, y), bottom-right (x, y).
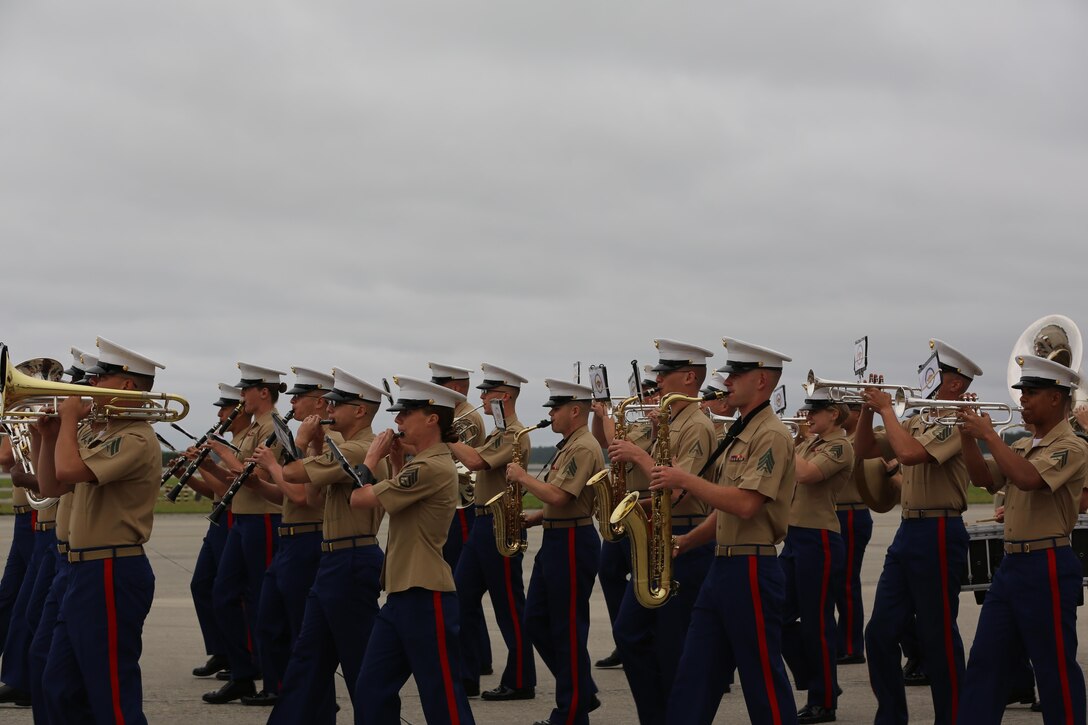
top-left (893, 390), bottom-right (1017, 425)
top-left (803, 370), bottom-right (922, 404)
top-left (0, 345), bottom-right (189, 425)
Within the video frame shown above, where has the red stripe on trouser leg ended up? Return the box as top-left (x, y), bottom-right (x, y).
top-left (263, 515), bottom-right (273, 567)
top-left (819, 530), bottom-right (833, 708)
top-left (227, 510), bottom-right (234, 529)
top-left (936, 518), bottom-right (958, 720)
top-left (566, 529), bottom-right (579, 725)
top-left (433, 591), bottom-right (461, 725)
top-left (503, 556), bottom-right (525, 688)
top-left (1046, 549), bottom-right (1075, 725)
top-left (844, 510), bottom-right (855, 655)
top-left (458, 510), bottom-right (470, 543)
top-left (31, 510), bottom-right (37, 531)
top-left (104, 559), bottom-right (126, 725)
top-left (748, 556), bottom-right (783, 725)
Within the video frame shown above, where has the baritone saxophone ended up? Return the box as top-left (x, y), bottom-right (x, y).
top-left (587, 395), bottom-right (642, 541)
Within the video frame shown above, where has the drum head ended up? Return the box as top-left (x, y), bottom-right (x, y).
top-left (855, 458), bottom-right (900, 514)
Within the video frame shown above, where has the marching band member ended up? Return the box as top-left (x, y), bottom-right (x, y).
top-left (589, 369), bottom-right (659, 671)
top-left (854, 339), bottom-right (981, 725)
top-left (507, 378), bottom-right (605, 725)
top-left (608, 339), bottom-right (717, 725)
top-left (257, 368), bottom-right (389, 723)
top-left (703, 371), bottom-right (736, 440)
top-left (348, 376), bottom-right (476, 725)
top-left (27, 350), bottom-right (100, 723)
top-left (0, 437), bottom-right (29, 671)
top-left (238, 367), bottom-right (331, 706)
top-left (200, 363), bottom-right (286, 704)
top-left (185, 383), bottom-right (252, 680)
top-left (36, 338), bottom-right (166, 723)
top-left (833, 400), bottom-right (871, 666)
top-left (429, 362), bottom-right (493, 690)
top-left (957, 355), bottom-right (1086, 724)
top-left (782, 387), bottom-right (853, 723)
top-left (447, 363), bottom-right (537, 701)
top-left (651, 338), bottom-right (798, 725)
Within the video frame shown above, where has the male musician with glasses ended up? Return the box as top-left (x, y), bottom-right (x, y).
top-left (226, 367), bottom-right (331, 706)
top-left (448, 363), bottom-right (537, 702)
top-left (251, 368), bottom-right (388, 723)
top-left (854, 339), bottom-right (981, 725)
top-left (34, 338), bottom-right (166, 723)
top-left (507, 378), bottom-right (605, 725)
top-left (651, 338), bottom-right (798, 725)
top-left (957, 355), bottom-right (1087, 724)
top-left (430, 362), bottom-right (493, 691)
top-left (199, 363), bottom-right (285, 704)
top-left (606, 339), bottom-right (717, 725)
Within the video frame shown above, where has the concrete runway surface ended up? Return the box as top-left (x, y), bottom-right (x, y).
top-left (0, 505), bottom-right (1076, 723)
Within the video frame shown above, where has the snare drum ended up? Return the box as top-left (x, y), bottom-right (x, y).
top-left (965, 516), bottom-right (1088, 601)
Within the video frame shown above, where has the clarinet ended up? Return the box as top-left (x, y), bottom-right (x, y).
top-left (164, 403), bottom-right (244, 502)
top-left (207, 411), bottom-right (294, 526)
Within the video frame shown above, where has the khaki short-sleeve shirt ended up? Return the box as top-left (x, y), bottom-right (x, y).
top-left (622, 420), bottom-right (654, 495)
top-left (542, 425), bottom-right (605, 521)
top-left (875, 416), bottom-right (967, 512)
top-left (792, 429), bottom-right (853, 531)
top-left (834, 431), bottom-right (865, 505)
top-left (70, 420), bottom-right (160, 548)
top-left (665, 403), bottom-right (714, 518)
top-left (55, 492), bottom-right (73, 542)
top-left (715, 406), bottom-right (796, 547)
top-left (231, 411), bottom-right (284, 515)
top-left (372, 442), bottom-right (458, 593)
top-left (302, 426), bottom-right (386, 540)
top-left (11, 485), bottom-right (28, 508)
top-left (989, 420), bottom-right (1088, 541)
top-left (474, 416), bottom-right (530, 506)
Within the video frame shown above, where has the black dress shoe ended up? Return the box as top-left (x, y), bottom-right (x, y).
top-left (1005, 687), bottom-right (1037, 707)
top-left (588, 694), bottom-right (601, 712)
top-left (837, 654), bottom-right (865, 665)
top-left (481, 684), bottom-right (535, 701)
top-left (481, 664), bottom-right (494, 676)
top-left (193, 655), bottom-right (230, 678)
top-left (202, 679), bottom-right (257, 704)
top-left (594, 648), bottom-right (622, 668)
top-left (241, 690), bottom-right (280, 706)
top-left (215, 669), bottom-right (234, 682)
top-left (902, 658), bottom-right (929, 686)
top-left (798, 704), bottom-right (836, 723)
top-left (463, 680), bottom-right (480, 697)
top-left (0, 684), bottom-right (31, 707)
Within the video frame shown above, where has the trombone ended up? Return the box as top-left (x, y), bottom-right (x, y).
top-left (0, 345), bottom-right (189, 425)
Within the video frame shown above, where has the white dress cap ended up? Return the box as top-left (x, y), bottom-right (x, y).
top-left (214, 383), bottom-right (243, 407)
top-left (1011, 354), bottom-right (1080, 390)
top-left (388, 376), bottom-right (467, 411)
top-left (651, 339), bottom-right (715, 372)
top-left (477, 363), bottom-right (529, 390)
top-left (701, 371), bottom-right (728, 395)
top-left (717, 338), bottom-right (792, 373)
top-left (85, 337), bottom-right (165, 377)
top-left (543, 379), bottom-right (595, 408)
top-left (286, 366), bottom-right (335, 395)
top-left (428, 362), bottom-right (474, 383)
top-left (799, 386), bottom-right (836, 411)
top-left (236, 362), bottom-right (287, 389)
top-left (65, 347), bottom-right (98, 380)
top-left (325, 368), bottom-right (386, 405)
top-left (929, 339), bottom-right (983, 379)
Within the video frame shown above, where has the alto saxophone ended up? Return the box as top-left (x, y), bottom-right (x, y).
top-left (610, 392), bottom-right (701, 608)
top-left (485, 419), bottom-right (550, 557)
top-left (587, 395), bottom-right (641, 542)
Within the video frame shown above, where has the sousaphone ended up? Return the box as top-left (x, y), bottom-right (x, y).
top-left (1007, 314), bottom-right (1084, 411)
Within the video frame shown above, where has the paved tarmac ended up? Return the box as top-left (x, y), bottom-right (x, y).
top-left (0, 505), bottom-right (1075, 723)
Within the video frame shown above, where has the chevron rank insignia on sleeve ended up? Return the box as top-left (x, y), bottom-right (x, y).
top-left (756, 450), bottom-right (775, 475)
top-left (563, 459), bottom-right (578, 478)
top-left (690, 440), bottom-right (703, 457)
top-left (934, 426), bottom-right (953, 442)
top-left (396, 467), bottom-right (419, 489)
top-left (104, 438), bottom-right (122, 457)
top-left (1052, 450), bottom-right (1069, 470)
top-left (829, 444), bottom-right (844, 459)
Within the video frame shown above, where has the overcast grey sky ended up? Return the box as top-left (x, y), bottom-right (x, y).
top-left (2, 2), bottom-right (1085, 446)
